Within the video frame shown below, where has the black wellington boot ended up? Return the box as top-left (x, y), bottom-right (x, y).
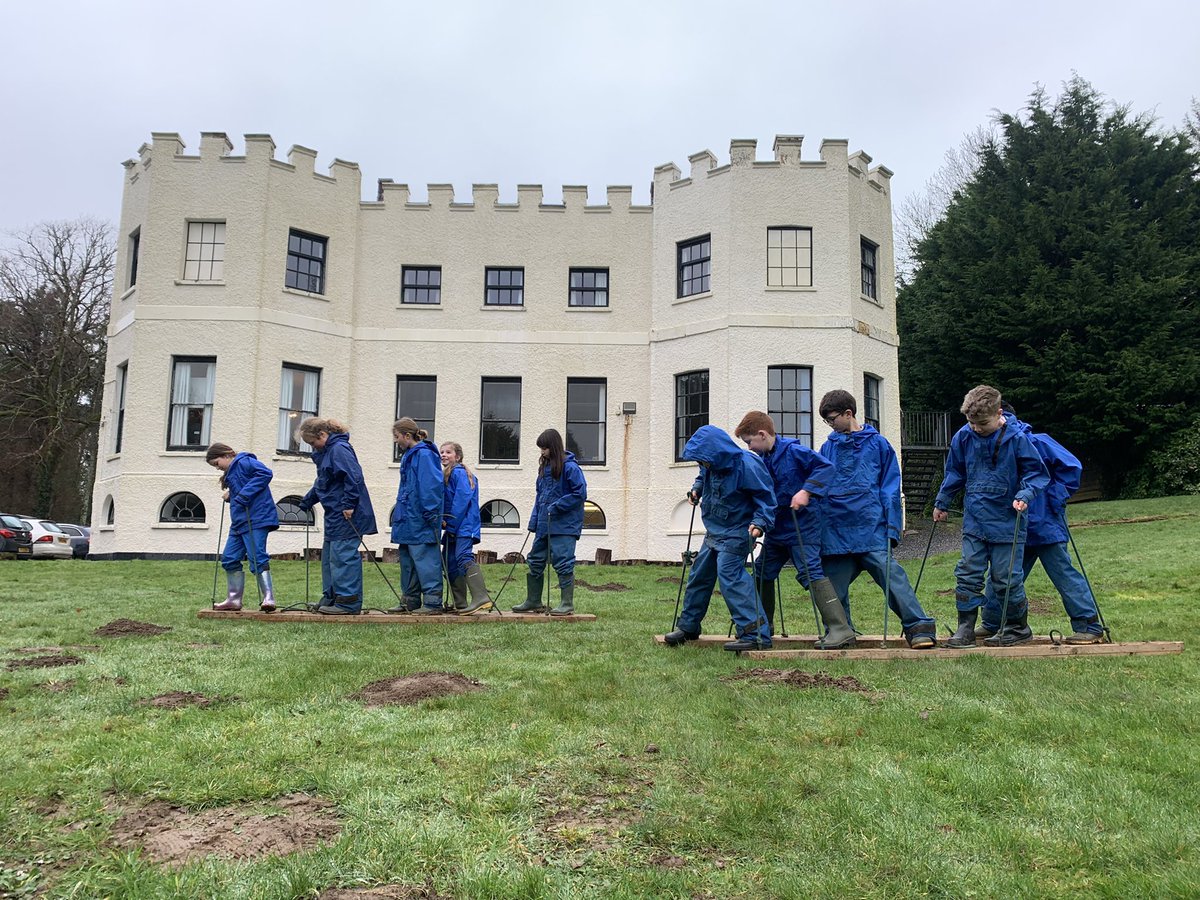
top-left (758, 578), bottom-right (776, 636)
top-left (946, 609), bottom-right (978, 648)
top-left (984, 612), bottom-right (1033, 647)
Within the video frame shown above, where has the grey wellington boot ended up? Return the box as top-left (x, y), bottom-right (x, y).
top-left (256, 569), bottom-right (277, 612)
top-left (550, 582), bottom-right (575, 616)
top-left (460, 563), bottom-right (494, 614)
top-left (214, 570), bottom-right (245, 610)
top-left (812, 578), bottom-right (856, 649)
top-left (450, 575), bottom-right (469, 611)
top-left (512, 572), bottom-right (547, 613)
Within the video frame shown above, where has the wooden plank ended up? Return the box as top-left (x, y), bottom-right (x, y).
top-left (653, 634), bottom-right (1127, 649)
top-left (198, 609), bottom-right (597, 624)
top-left (739, 641), bottom-right (1182, 661)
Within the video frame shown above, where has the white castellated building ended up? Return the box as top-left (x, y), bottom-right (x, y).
top-left (90, 131), bottom-right (899, 562)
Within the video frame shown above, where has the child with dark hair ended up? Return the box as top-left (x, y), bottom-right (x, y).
top-left (296, 417), bottom-right (377, 615)
top-left (934, 385), bottom-right (1049, 646)
top-left (513, 428), bottom-right (587, 616)
top-left (441, 442), bottom-right (493, 614)
top-left (817, 389), bottom-right (937, 649)
top-left (978, 406), bottom-right (1104, 643)
top-left (733, 410), bottom-right (849, 646)
top-left (389, 417), bottom-right (444, 615)
top-left (206, 442), bottom-right (280, 612)
top-left (664, 424), bottom-right (776, 652)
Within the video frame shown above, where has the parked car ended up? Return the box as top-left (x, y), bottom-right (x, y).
top-left (56, 523), bottom-right (91, 558)
top-left (19, 518), bottom-right (74, 559)
top-left (0, 513), bottom-right (33, 559)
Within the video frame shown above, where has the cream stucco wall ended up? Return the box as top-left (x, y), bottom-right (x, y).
top-left (91, 131), bottom-right (900, 563)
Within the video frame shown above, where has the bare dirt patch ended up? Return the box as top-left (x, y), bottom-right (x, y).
top-left (0, 687), bottom-right (8, 701)
top-left (138, 691), bottom-right (220, 709)
top-left (109, 792), bottom-right (339, 867)
top-left (350, 672), bottom-right (484, 708)
top-left (574, 578), bottom-right (630, 592)
top-left (656, 576), bottom-right (680, 584)
top-left (317, 884), bottom-right (447, 900)
top-left (6, 654), bottom-right (83, 671)
top-left (725, 667), bottom-right (875, 695)
top-left (1075, 514), bottom-right (1192, 529)
top-left (40, 678), bottom-right (77, 693)
top-left (94, 619), bottom-right (172, 637)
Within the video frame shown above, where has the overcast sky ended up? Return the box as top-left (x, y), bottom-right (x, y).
top-left (1, 0), bottom-right (1196, 238)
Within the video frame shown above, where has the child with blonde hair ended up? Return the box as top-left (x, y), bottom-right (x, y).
top-left (441, 442), bottom-right (493, 614)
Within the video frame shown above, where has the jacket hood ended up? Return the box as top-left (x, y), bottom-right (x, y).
top-left (540, 451), bottom-right (578, 473)
top-left (233, 451), bottom-right (259, 462)
top-left (1003, 410), bottom-right (1031, 436)
top-left (682, 425), bottom-right (743, 471)
top-left (827, 423), bottom-right (879, 445)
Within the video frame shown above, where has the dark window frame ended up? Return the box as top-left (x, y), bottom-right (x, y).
top-left (285, 228), bottom-right (328, 294)
top-left (114, 362), bottom-right (128, 453)
top-left (766, 226), bottom-right (813, 288)
top-left (104, 496), bottom-right (115, 525)
top-left (674, 369), bottom-right (710, 461)
top-left (277, 363), bottom-right (321, 456)
top-left (484, 266), bottom-right (524, 306)
top-left (768, 365), bottom-right (814, 447)
top-left (159, 491), bottom-right (206, 524)
top-left (276, 494), bottom-right (316, 526)
top-left (480, 498), bottom-right (521, 529)
top-left (183, 220), bottom-right (226, 281)
top-left (677, 235), bottom-right (711, 298)
top-left (861, 237), bottom-right (878, 300)
top-left (480, 377), bottom-right (522, 464)
top-left (568, 267), bottom-right (609, 307)
top-left (566, 377), bottom-right (607, 466)
top-left (582, 500), bottom-right (607, 530)
top-left (864, 373), bottom-right (882, 431)
top-left (401, 265), bottom-right (442, 305)
top-left (128, 228), bottom-right (140, 288)
top-left (395, 375), bottom-right (437, 462)
top-left (166, 355), bottom-right (216, 451)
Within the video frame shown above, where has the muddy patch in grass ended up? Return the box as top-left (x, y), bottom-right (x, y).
top-left (6, 654), bottom-right (83, 671)
top-left (94, 619), bottom-right (172, 637)
top-left (109, 792), bottom-right (339, 866)
top-left (40, 678), bottom-right (77, 693)
top-left (656, 575), bottom-right (680, 584)
top-left (573, 578), bottom-right (630, 592)
top-left (351, 672), bottom-right (484, 708)
top-left (0, 687), bottom-right (8, 701)
top-left (317, 884), bottom-right (447, 900)
top-left (138, 690), bottom-right (224, 709)
top-left (725, 667), bottom-right (876, 695)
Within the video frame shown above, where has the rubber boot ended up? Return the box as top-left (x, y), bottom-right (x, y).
top-left (256, 569), bottom-right (277, 612)
top-left (450, 576), bottom-right (469, 610)
top-left (460, 563), bottom-right (493, 614)
top-left (759, 578), bottom-right (776, 636)
top-left (946, 608), bottom-right (978, 648)
top-left (984, 612), bottom-right (1033, 647)
top-left (319, 594), bottom-right (362, 615)
top-left (512, 572), bottom-right (547, 613)
top-left (975, 620), bottom-right (999, 639)
top-left (214, 569), bottom-right (245, 610)
top-left (550, 582), bottom-right (575, 616)
top-left (386, 595), bottom-right (419, 614)
top-left (812, 578), bottom-right (855, 649)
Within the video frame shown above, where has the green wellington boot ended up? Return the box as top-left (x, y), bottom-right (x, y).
top-left (812, 578), bottom-right (856, 649)
top-left (550, 582), bottom-right (575, 616)
top-left (460, 563), bottom-right (494, 614)
top-left (450, 576), bottom-right (469, 610)
top-left (511, 572), bottom-right (547, 613)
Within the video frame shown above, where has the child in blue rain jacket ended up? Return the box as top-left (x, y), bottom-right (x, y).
top-left (297, 417), bottom-right (377, 615)
top-left (663, 424), bottom-right (776, 652)
top-left (390, 417), bottom-right (444, 614)
top-left (440, 441), bottom-right (494, 615)
top-left (513, 429), bottom-right (587, 616)
top-left (207, 442), bottom-right (280, 612)
top-left (817, 389), bottom-right (937, 649)
top-left (979, 407), bottom-right (1104, 644)
top-left (934, 386), bottom-right (1049, 647)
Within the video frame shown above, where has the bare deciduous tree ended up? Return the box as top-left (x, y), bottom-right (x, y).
top-left (0, 219), bottom-right (114, 520)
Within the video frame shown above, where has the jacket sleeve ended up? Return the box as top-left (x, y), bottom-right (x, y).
top-left (877, 439), bottom-right (904, 543)
top-left (332, 444), bottom-right (361, 512)
top-left (231, 458), bottom-right (273, 509)
top-left (299, 482), bottom-right (317, 511)
top-left (549, 462), bottom-right (587, 517)
top-left (527, 479), bottom-right (539, 533)
top-left (741, 456), bottom-right (777, 532)
top-left (447, 467), bottom-right (472, 527)
top-left (796, 445), bottom-right (835, 497)
top-left (934, 434), bottom-right (967, 510)
top-left (417, 452), bottom-right (443, 523)
top-left (1040, 435), bottom-right (1082, 503)
top-left (1014, 434), bottom-right (1051, 506)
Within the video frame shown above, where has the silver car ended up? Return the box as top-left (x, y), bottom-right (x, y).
top-left (20, 518), bottom-right (74, 559)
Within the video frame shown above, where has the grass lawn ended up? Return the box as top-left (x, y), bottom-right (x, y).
top-left (1, 495), bottom-right (1198, 899)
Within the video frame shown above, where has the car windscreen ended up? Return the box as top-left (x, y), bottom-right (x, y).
top-left (58, 525), bottom-right (82, 536)
top-left (38, 521), bottom-right (66, 533)
top-left (0, 515), bottom-right (27, 529)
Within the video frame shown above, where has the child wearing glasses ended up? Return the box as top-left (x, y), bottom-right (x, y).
top-left (817, 389), bottom-right (938, 649)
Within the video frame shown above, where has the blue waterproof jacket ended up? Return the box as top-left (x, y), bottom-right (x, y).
top-left (391, 439), bottom-right (443, 545)
top-left (528, 452), bottom-right (587, 537)
top-left (300, 432), bottom-right (377, 542)
top-left (443, 465), bottom-right (482, 542)
top-left (684, 425), bottom-right (775, 548)
top-left (224, 452), bottom-right (279, 536)
top-left (934, 411), bottom-right (1049, 542)
top-left (1008, 417), bottom-right (1081, 547)
top-left (755, 435), bottom-right (833, 545)
top-left (818, 425), bottom-right (904, 554)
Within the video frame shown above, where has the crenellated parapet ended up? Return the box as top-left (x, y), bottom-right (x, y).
top-left (369, 179), bottom-right (646, 213)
